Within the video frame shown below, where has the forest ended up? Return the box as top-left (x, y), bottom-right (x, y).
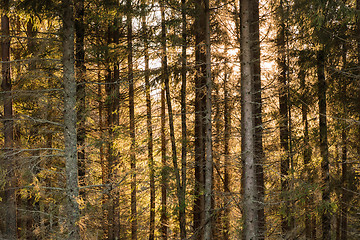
top-left (0, 0), bottom-right (359, 239)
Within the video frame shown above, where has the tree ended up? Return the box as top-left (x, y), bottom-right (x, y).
top-left (141, 2), bottom-right (156, 239)
top-left (1, 0), bottom-right (16, 238)
top-left (75, 0), bottom-right (86, 195)
top-left (62, 0), bottom-right (80, 238)
top-left (276, 0), bottom-right (293, 236)
top-left (240, 0), bottom-right (259, 238)
top-left (127, 0), bottom-right (137, 238)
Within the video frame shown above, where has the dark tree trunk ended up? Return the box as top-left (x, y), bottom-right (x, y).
top-left (1, 3), bottom-right (17, 239)
top-left (250, 0), bottom-right (265, 238)
top-left (317, 49), bottom-right (330, 240)
top-left (62, 0), bottom-right (80, 238)
top-left (75, 0), bottom-right (86, 195)
top-left (160, 1), bottom-right (184, 237)
top-left (340, 42), bottom-right (348, 240)
top-left (180, 0), bottom-right (187, 237)
top-left (277, 0), bottom-right (292, 236)
top-left (104, 21), bottom-right (120, 239)
top-left (127, 0), bottom-right (137, 238)
top-left (160, 75), bottom-right (168, 240)
top-left (203, 0), bottom-right (213, 238)
top-left (223, 59), bottom-right (231, 240)
top-left (193, 0), bottom-right (207, 238)
top-left (299, 51), bottom-right (314, 240)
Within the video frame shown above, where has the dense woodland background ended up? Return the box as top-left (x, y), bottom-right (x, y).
top-left (0, 0), bottom-right (360, 239)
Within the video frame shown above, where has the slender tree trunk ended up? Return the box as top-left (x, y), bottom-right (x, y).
top-left (160, 83), bottom-right (168, 240)
top-left (299, 51), bottom-right (314, 240)
top-left (180, 0), bottom-right (187, 238)
top-left (223, 57), bottom-right (231, 240)
top-left (141, 4), bottom-right (156, 239)
top-left (240, 0), bottom-right (259, 238)
top-left (62, 0), bottom-right (80, 238)
top-left (104, 21), bottom-right (120, 238)
top-left (203, 0), bottom-right (213, 238)
top-left (75, 0), bottom-right (86, 195)
top-left (193, 0), bottom-right (206, 238)
top-left (24, 18), bottom-right (39, 240)
top-left (277, 0), bottom-right (292, 236)
top-left (160, 1), bottom-right (184, 238)
top-left (340, 42), bottom-right (348, 240)
top-left (1, 3), bottom-right (17, 238)
top-left (250, 0), bottom-right (265, 238)
top-left (317, 49), bottom-right (330, 240)
top-left (127, 0), bottom-right (137, 238)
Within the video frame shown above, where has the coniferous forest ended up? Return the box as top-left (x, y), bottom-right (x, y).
top-left (1, 0), bottom-right (360, 239)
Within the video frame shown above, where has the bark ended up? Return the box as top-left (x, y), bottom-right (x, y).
top-left (180, 0), bottom-right (187, 237)
top-left (339, 43), bottom-right (348, 240)
top-left (317, 49), bottom-right (330, 240)
top-left (223, 57), bottom-right (231, 240)
top-left (75, 0), bottom-right (86, 195)
top-left (141, 4), bottom-right (155, 239)
top-left (160, 1), bottom-right (184, 238)
top-left (250, 0), bottom-right (265, 238)
top-left (104, 21), bottom-right (120, 239)
top-left (127, 0), bottom-right (137, 238)
top-left (160, 83), bottom-right (168, 240)
top-left (62, 0), bottom-right (80, 238)
top-left (203, 0), bottom-right (213, 238)
top-left (1, 4), bottom-right (17, 239)
top-left (193, 0), bottom-right (207, 238)
top-left (240, 0), bottom-right (259, 238)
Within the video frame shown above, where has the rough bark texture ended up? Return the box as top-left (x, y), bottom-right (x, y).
top-left (203, 0), bottom-right (213, 238)
top-left (127, 0), bottom-right (137, 238)
top-left (104, 21), bottom-right (120, 239)
top-left (250, 0), bottom-right (265, 238)
top-left (317, 49), bottom-right (330, 240)
top-left (62, 0), bottom-right (80, 238)
top-left (193, 0), bottom-right (207, 238)
top-left (1, 4), bottom-right (17, 238)
top-left (240, 0), bottom-right (259, 238)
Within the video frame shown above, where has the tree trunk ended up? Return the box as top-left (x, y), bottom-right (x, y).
top-left (277, 0), bottom-right (292, 236)
top-left (127, 0), bottom-right (137, 238)
top-left (62, 0), bottom-right (80, 238)
top-left (160, 1), bottom-right (184, 238)
top-left (317, 49), bottom-right (330, 240)
top-left (1, 3), bottom-right (17, 238)
top-left (250, 0), bottom-right (265, 238)
top-left (299, 51), bottom-right (314, 240)
top-left (223, 55), bottom-right (231, 240)
top-left (339, 42), bottom-right (348, 240)
top-left (160, 83), bottom-right (168, 240)
top-left (75, 0), bottom-right (86, 196)
top-left (193, 0), bottom-right (207, 238)
top-left (240, 0), bottom-right (259, 238)
top-left (141, 4), bottom-right (156, 239)
top-left (203, 0), bottom-right (213, 238)
top-left (180, 0), bottom-right (187, 237)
